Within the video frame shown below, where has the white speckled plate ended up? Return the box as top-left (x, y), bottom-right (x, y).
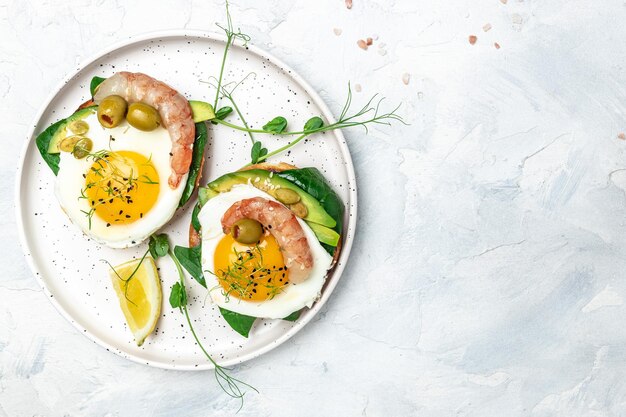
top-left (15, 30), bottom-right (357, 370)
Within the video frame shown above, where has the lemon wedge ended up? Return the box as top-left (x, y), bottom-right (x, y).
top-left (109, 256), bottom-right (162, 346)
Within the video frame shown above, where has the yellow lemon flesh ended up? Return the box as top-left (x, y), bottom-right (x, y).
top-left (109, 257), bottom-right (162, 346)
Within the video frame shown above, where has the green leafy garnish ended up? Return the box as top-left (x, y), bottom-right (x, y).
top-left (262, 116), bottom-right (288, 134)
top-left (303, 116), bottom-right (324, 131)
top-left (250, 141), bottom-right (268, 164)
top-left (169, 281), bottom-right (187, 312)
top-left (191, 203), bottom-right (202, 232)
top-left (90, 76), bottom-right (106, 96)
top-left (35, 119), bottom-right (65, 175)
top-left (219, 307), bottom-right (256, 338)
top-left (283, 310), bottom-right (301, 322)
top-left (149, 234), bottom-right (169, 259)
top-left (174, 245), bottom-right (206, 287)
top-left (179, 122), bottom-right (208, 207)
top-left (167, 236), bottom-right (257, 408)
top-left (215, 106), bottom-right (233, 120)
top-left (210, 83), bottom-right (404, 167)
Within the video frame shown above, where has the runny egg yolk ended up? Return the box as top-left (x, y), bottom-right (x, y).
top-left (84, 150), bottom-right (159, 226)
top-left (214, 231), bottom-right (289, 302)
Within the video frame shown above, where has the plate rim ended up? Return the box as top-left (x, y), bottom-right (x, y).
top-left (15, 29), bottom-right (358, 371)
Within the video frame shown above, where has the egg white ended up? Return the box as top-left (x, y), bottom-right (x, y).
top-left (55, 112), bottom-right (188, 248)
top-left (198, 184), bottom-right (333, 319)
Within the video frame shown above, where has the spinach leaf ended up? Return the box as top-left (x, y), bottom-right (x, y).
top-left (219, 307), bottom-right (256, 338)
top-left (277, 167), bottom-right (344, 254)
top-left (283, 310), bottom-right (301, 321)
top-left (303, 116), bottom-right (324, 131)
top-left (174, 245), bottom-right (206, 287)
top-left (262, 116), bottom-right (287, 134)
top-left (90, 76), bottom-right (106, 96)
top-left (250, 141), bottom-right (268, 164)
top-left (191, 202), bottom-right (202, 232)
top-left (149, 234), bottom-right (169, 259)
top-left (179, 122), bottom-right (208, 207)
top-left (169, 282), bottom-right (187, 312)
top-left (35, 119), bottom-right (65, 175)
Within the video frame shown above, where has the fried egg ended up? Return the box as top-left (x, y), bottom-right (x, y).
top-left (55, 112), bottom-right (187, 248)
top-left (198, 184), bottom-right (333, 319)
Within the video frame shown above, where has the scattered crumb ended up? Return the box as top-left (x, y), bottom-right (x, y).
top-left (346, 0), bottom-right (353, 9)
top-left (618, 133), bottom-right (626, 140)
top-left (354, 84), bottom-right (362, 92)
top-left (333, 28), bottom-right (342, 36)
top-left (500, 0), bottom-right (507, 3)
top-left (378, 49), bottom-right (387, 56)
top-left (483, 23), bottom-right (492, 32)
top-left (366, 37), bottom-right (373, 46)
top-left (357, 39), bottom-right (368, 50)
top-left (494, 42), bottom-right (501, 49)
top-left (417, 92), bottom-right (424, 100)
top-left (469, 35), bottom-right (477, 45)
top-left (402, 73), bottom-right (411, 85)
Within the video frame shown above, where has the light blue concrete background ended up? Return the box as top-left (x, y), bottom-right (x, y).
top-left (3, 0), bottom-right (626, 415)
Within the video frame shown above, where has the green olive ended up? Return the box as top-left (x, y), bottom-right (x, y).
top-left (68, 120), bottom-right (89, 135)
top-left (275, 188), bottom-right (301, 205)
top-left (232, 218), bottom-right (263, 244)
top-left (97, 95), bottom-right (128, 128)
top-left (72, 137), bottom-right (93, 159)
top-left (126, 102), bottom-right (161, 131)
top-left (289, 202), bottom-right (308, 218)
top-left (59, 135), bottom-right (82, 152)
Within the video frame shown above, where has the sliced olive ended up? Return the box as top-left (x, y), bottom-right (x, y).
top-left (59, 135), bottom-right (82, 152)
top-left (97, 95), bottom-right (128, 128)
top-left (289, 202), bottom-right (308, 218)
top-left (72, 137), bottom-right (93, 159)
top-left (68, 120), bottom-right (89, 135)
top-left (126, 102), bottom-right (161, 131)
top-left (232, 218), bottom-right (263, 244)
top-left (275, 188), bottom-right (301, 205)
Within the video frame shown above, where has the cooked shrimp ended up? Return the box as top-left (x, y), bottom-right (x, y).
top-left (221, 197), bottom-right (314, 283)
top-left (93, 72), bottom-right (195, 189)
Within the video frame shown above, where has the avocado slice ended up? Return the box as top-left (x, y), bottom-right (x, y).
top-left (47, 106), bottom-right (97, 154)
top-left (206, 169), bottom-right (337, 229)
top-left (306, 222), bottom-right (340, 247)
top-left (189, 100), bottom-right (216, 123)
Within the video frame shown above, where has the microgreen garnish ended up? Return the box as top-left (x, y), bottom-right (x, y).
top-left (213, 0), bottom-right (251, 109)
top-left (250, 141), bottom-right (268, 164)
top-left (168, 238), bottom-right (257, 409)
top-left (303, 116), bottom-right (324, 131)
top-left (149, 234), bottom-right (169, 259)
top-left (261, 116), bottom-right (288, 134)
top-left (214, 106), bottom-right (233, 121)
top-left (207, 82), bottom-right (405, 167)
top-left (106, 233), bottom-right (257, 407)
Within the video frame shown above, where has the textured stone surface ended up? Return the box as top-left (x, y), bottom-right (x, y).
top-left (4, 0), bottom-right (626, 415)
